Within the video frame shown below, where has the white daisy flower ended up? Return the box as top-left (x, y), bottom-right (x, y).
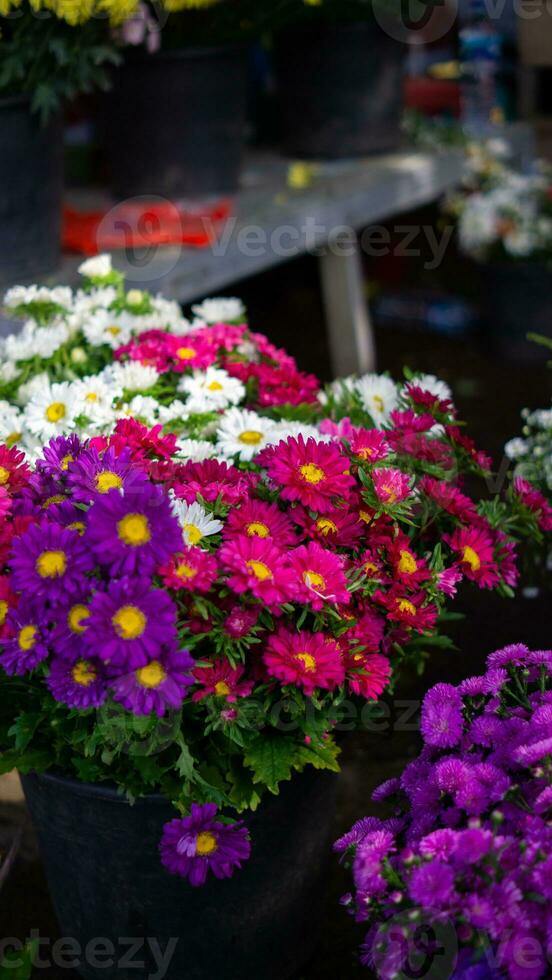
top-left (0, 360), bottom-right (19, 384)
top-left (0, 406), bottom-right (24, 447)
top-left (81, 309), bottom-right (134, 349)
top-left (78, 254), bottom-right (113, 279)
top-left (73, 287), bottom-right (118, 314)
top-left (216, 408), bottom-right (278, 461)
top-left (3, 285), bottom-right (73, 311)
top-left (355, 374), bottom-right (398, 426)
top-left (170, 497), bottom-right (223, 546)
top-left (4, 321), bottom-right (38, 362)
top-left (116, 396), bottom-right (159, 425)
top-left (70, 377), bottom-right (120, 427)
top-left (268, 420), bottom-right (331, 445)
top-left (23, 381), bottom-right (77, 440)
top-left (505, 437), bottom-right (528, 460)
top-left (15, 372), bottom-right (51, 407)
top-left (33, 320), bottom-right (72, 360)
top-left (157, 400), bottom-right (191, 425)
top-left (105, 361), bottom-right (160, 392)
top-left (412, 374), bottom-right (452, 402)
top-left (191, 297), bottom-right (246, 324)
top-left (178, 368), bottom-right (245, 412)
top-left (175, 439), bottom-right (217, 462)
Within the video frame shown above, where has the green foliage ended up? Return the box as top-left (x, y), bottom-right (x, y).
top-left (0, 940), bottom-right (37, 980)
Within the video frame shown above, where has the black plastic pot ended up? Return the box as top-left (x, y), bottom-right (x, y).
top-left (480, 261), bottom-right (552, 360)
top-left (274, 20), bottom-right (406, 160)
top-left (0, 95), bottom-right (62, 286)
top-left (22, 767), bottom-right (338, 980)
top-left (105, 46), bottom-right (248, 199)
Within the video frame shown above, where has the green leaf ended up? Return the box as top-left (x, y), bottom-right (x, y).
top-left (0, 939), bottom-right (37, 980)
top-left (243, 734), bottom-right (296, 793)
top-left (294, 737), bottom-right (341, 774)
top-left (0, 748), bottom-right (51, 777)
top-left (8, 712), bottom-right (42, 752)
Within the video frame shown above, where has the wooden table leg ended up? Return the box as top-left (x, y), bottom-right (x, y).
top-left (319, 229), bottom-right (376, 378)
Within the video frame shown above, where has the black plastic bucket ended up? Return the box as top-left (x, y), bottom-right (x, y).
top-left (0, 95), bottom-right (62, 287)
top-left (104, 46), bottom-right (248, 199)
top-left (22, 767), bottom-right (338, 980)
top-left (274, 20), bottom-right (405, 160)
top-left (480, 261), bottom-right (552, 360)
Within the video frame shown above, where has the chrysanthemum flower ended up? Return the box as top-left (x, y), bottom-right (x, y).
top-left (349, 429), bottom-right (390, 463)
top-left (10, 521), bottom-right (93, 604)
top-left (178, 367), bottom-right (245, 412)
top-left (419, 476), bottom-right (478, 522)
top-left (38, 434), bottom-right (88, 478)
top-left (387, 536), bottom-right (431, 586)
top-left (87, 579), bottom-right (177, 669)
top-left (293, 506), bottom-right (363, 549)
top-left (258, 435), bottom-right (355, 513)
top-left (376, 589), bottom-right (438, 633)
top-left (223, 499), bottom-right (297, 549)
top-left (446, 526), bottom-right (500, 589)
top-left (344, 608), bottom-right (386, 654)
top-left (264, 628), bottom-right (345, 695)
top-left (0, 601), bottom-right (50, 675)
top-left (106, 418), bottom-right (178, 462)
top-left (288, 542), bottom-right (350, 610)
top-left (49, 596), bottom-right (93, 660)
top-left (420, 683), bottom-right (464, 748)
top-left (513, 477), bottom-right (552, 531)
top-left (86, 481), bottom-right (182, 576)
top-left (47, 656), bottom-right (107, 709)
top-left (68, 446), bottom-right (145, 503)
top-left (223, 606), bottom-right (259, 639)
top-left (345, 651), bottom-right (391, 700)
top-left (191, 659), bottom-right (254, 703)
top-left (0, 444), bottom-right (31, 493)
top-left (169, 498), bottom-right (223, 548)
top-left (220, 536), bottom-right (292, 607)
top-left (172, 459), bottom-right (255, 506)
top-left (372, 468), bottom-right (412, 506)
top-left (160, 548), bottom-right (218, 593)
top-left (354, 374), bottom-right (398, 426)
top-left (160, 803), bottom-right (251, 886)
top-left (111, 648), bottom-right (195, 717)
top-left (215, 408), bottom-right (278, 461)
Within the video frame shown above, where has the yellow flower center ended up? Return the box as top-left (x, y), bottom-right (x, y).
top-left (5, 433), bottom-right (21, 448)
top-left (184, 523), bottom-right (203, 546)
top-left (107, 325), bottom-right (121, 337)
top-left (359, 510), bottom-right (372, 524)
top-left (85, 391), bottom-right (98, 402)
top-left (136, 660), bottom-right (167, 689)
top-left (68, 604), bottom-right (90, 635)
top-left (295, 652), bottom-right (317, 672)
top-left (45, 402), bottom-right (66, 423)
top-left (18, 625), bottom-right (36, 651)
top-left (175, 562), bottom-right (197, 580)
top-left (112, 605), bottom-right (147, 640)
top-left (68, 521), bottom-right (86, 535)
top-left (36, 549), bottom-right (67, 579)
top-left (96, 471), bottom-right (123, 494)
top-left (72, 660), bottom-right (97, 687)
top-left (214, 681), bottom-right (231, 697)
top-left (364, 562), bottom-right (378, 576)
top-left (462, 546), bottom-right (481, 572)
top-left (43, 495), bottom-right (66, 510)
top-left (380, 485), bottom-right (396, 502)
top-left (373, 395), bottom-right (385, 414)
top-left (358, 447), bottom-right (374, 459)
top-left (398, 550), bottom-right (417, 574)
top-left (246, 560), bottom-right (273, 582)
top-left (303, 570), bottom-right (326, 590)
top-left (245, 521), bottom-right (269, 539)
top-left (0, 600), bottom-right (8, 625)
top-left (398, 599), bottom-right (417, 616)
top-left (239, 430), bottom-right (263, 445)
top-left (177, 346), bottom-right (196, 361)
top-left (117, 513), bottom-right (151, 547)
top-left (60, 454), bottom-right (74, 471)
top-left (196, 831), bottom-right (218, 856)
top-left (207, 381), bottom-right (223, 392)
top-left (299, 463), bottom-right (325, 485)
top-left (0, 467), bottom-right (10, 485)
top-left (316, 518), bottom-right (337, 536)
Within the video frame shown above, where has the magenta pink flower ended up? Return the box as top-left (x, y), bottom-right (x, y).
top-left (446, 525), bottom-right (500, 588)
top-left (191, 659), bottom-right (253, 703)
top-left (223, 499), bottom-right (297, 549)
top-left (264, 627), bottom-right (345, 695)
top-left (345, 651), bottom-right (391, 699)
top-left (258, 435), bottom-right (355, 513)
top-left (288, 542), bottom-right (350, 610)
top-left (161, 548), bottom-right (218, 593)
top-left (219, 535), bottom-right (292, 607)
top-left (514, 477), bottom-right (552, 531)
top-left (372, 468), bottom-right (412, 506)
top-left (350, 429), bottom-right (390, 463)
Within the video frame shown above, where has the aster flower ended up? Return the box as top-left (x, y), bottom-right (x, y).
top-left (349, 429), bottom-right (390, 463)
top-left (23, 381), bottom-right (78, 440)
top-left (419, 476), bottom-right (478, 522)
top-left (67, 446), bottom-right (145, 503)
top-left (0, 601), bottom-right (50, 675)
top-left (38, 434), bottom-right (88, 478)
top-left (111, 648), bottom-right (195, 717)
top-left (513, 477), bottom-right (552, 531)
top-left (377, 589), bottom-right (438, 633)
top-left (160, 548), bottom-right (218, 593)
top-left (420, 683), bottom-right (464, 748)
top-left (191, 659), bottom-right (254, 703)
top-left (160, 804), bottom-right (251, 886)
top-left (288, 542), bottom-right (350, 610)
top-left (446, 526), bottom-right (500, 588)
top-left (10, 521), bottom-right (93, 604)
top-left (264, 628), bottom-right (345, 695)
top-left (49, 596), bottom-right (93, 660)
top-left (86, 480), bottom-right (182, 576)
top-left (258, 435), bottom-right (355, 513)
top-left (408, 860), bottom-right (456, 910)
top-left (87, 579), bottom-right (177, 669)
top-left (172, 459), bottom-right (254, 506)
top-left (345, 651), bottom-right (391, 700)
top-left (223, 499), bottom-right (297, 549)
top-left (47, 656), bottom-right (107, 709)
top-left (170, 498), bottom-right (223, 547)
top-left (215, 408), bottom-right (278, 461)
top-left (223, 607), bottom-right (259, 639)
top-left (0, 444), bottom-right (31, 493)
top-left (219, 536), bottom-right (292, 607)
top-left (372, 468), bottom-right (412, 506)
top-left (178, 367), bottom-right (245, 412)
top-left (354, 374), bottom-right (398, 426)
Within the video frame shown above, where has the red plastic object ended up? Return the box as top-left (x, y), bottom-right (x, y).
top-left (404, 78), bottom-right (461, 117)
top-left (62, 197), bottom-right (233, 256)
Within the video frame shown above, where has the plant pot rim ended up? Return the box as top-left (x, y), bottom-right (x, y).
top-left (22, 769), bottom-right (166, 806)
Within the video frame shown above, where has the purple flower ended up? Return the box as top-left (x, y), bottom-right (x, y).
top-left (38, 434), bottom-right (87, 478)
top-left (334, 816), bottom-right (390, 853)
top-left (408, 860), bottom-right (456, 909)
top-left (486, 644), bottom-right (530, 670)
top-left (353, 830), bottom-right (395, 896)
top-left (87, 579), bottom-right (177, 669)
top-left (86, 480), bottom-right (182, 576)
top-left (160, 804), bottom-right (251, 886)
top-left (0, 601), bottom-right (50, 675)
top-left (47, 656), bottom-right (107, 709)
top-left (420, 683), bottom-right (464, 748)
top-left (49, 595), bottom-right (93, 660)
top-left (110, 647), bottom-right (195, 717)
top-left (418, 829), bottom-right (458, 859)
top-left (67, 446), bottom-right (146, 503)
top-left (10, 521), bottom-right (92, 604)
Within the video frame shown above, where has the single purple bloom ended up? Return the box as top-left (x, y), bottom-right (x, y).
top-left (49, 594), bottom-right (94, 661)
top-left (160, 803), bottom-right (251, 886)
top-left (47, 655), bottom-right (107, 709)
top-left (110, 647), bottom-right (195, 717)
top-left (86, 578), bottom-right (177, 669)
top-left (421, 683), bottom-right (464, 748)
top-left (0, 601), bottom-right (50, 675)
top-left (10, 520), bottom-right (93, 604)
top-left (67, 446), bottom-right (146, 504)
top-left (408, 860), bottom-right (456, 910)
top-left (38, 434), bottom-right (88, 478)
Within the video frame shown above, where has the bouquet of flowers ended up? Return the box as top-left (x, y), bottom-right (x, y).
top-left (336, 644), bottom-right (552, 979)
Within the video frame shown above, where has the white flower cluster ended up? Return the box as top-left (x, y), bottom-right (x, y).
top-left (506, 404), bottom-right (552, 495)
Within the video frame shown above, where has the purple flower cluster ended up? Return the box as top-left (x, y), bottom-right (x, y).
top-left (0, 435), bottom-right (194, 717)
top-left (337, 644), bottom-right (552, 980)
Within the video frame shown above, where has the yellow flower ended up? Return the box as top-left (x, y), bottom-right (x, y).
top-left (162, 0), bottom-right (221, 9)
